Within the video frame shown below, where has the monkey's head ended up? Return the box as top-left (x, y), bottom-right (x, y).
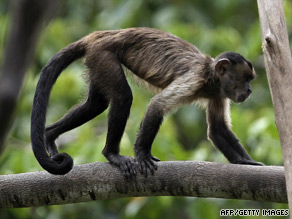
top-left (215, 52), bottom-right (255, 103)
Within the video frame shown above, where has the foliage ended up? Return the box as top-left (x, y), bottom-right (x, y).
top-left (0, 0), bottom-right (291, 218)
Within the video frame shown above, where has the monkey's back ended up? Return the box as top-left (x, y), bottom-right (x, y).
top-left (84, 28), bottom-right (208, 89)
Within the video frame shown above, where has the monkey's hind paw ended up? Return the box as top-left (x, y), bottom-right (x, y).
top-left (106, 154), bottom-right (136, 180)
top-left (136, 155), bottom-right (159, 177)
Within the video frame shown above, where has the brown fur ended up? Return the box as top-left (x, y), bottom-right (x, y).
top-left (80, 28), bottom-right (221, 110)
top-left (31, 27), bottom-right (262, 177)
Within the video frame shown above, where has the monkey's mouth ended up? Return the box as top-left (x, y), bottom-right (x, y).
top-left (236, 94), bottom-right (250, 103)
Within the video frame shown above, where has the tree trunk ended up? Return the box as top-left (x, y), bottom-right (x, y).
top-left (0, 161), bottom-right (286, 208)
top-left (257, 0), bottom-right (292, 212)
top-left (0, 0), bottom-right (57, 154)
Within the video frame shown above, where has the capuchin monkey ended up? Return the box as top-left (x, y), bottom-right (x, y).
top-left (31, 27), bottom-right (263, 179)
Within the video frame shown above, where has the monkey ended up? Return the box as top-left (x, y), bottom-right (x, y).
top-left (31, 27), bottom-right (263, 179)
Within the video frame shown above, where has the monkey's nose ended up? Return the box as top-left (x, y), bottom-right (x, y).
top-left (247, 88), bottom-right (252, 95)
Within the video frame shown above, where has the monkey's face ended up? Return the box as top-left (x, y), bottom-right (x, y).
top-left (221, 62), bottom-right (255, 103)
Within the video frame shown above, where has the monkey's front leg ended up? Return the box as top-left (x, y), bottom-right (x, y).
top-left (134, 101), bottom-right (163, 177)
top-left (208, 124), bottom-right (263, 165)
top-left (207, 99), bottom-right (263, 166)
top-left (134, 75), bottom-right (205, 176)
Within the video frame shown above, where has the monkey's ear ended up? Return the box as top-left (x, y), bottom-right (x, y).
top-left (215, 58), bottom-right (231, 75)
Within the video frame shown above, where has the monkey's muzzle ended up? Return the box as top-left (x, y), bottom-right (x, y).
top-left (236, 93), bottom-right (250, 103)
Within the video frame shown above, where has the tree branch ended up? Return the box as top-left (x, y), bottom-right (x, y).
top-left (0, 161), bottom-right (286, 208)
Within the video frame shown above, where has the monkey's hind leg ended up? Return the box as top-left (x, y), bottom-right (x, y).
top-left (102, 87), bottom-right (136, 179)
top-left (45, 84), bottom-right (109, 157)
top-left (92, 55), bottom-right (136, 179)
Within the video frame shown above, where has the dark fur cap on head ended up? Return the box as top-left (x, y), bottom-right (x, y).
top-left (216, 52), bottom-right (253, 70)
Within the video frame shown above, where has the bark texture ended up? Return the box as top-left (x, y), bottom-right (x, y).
top-left (0, 161), bottom-right (286, 208)
top-left (257, 0), bottom-right (292, 212)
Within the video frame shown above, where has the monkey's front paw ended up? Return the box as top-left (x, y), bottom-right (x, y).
top-left (105, 153), bottom-right (136, 180)
top-left (136, 154), bottom-right (160, 177)
top-left (235, 160), bottom-right (264, 166)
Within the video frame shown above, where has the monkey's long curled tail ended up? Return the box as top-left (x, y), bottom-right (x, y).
top-left (31, 41), bottom-right (86, 175)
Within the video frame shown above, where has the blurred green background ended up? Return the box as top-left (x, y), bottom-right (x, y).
top-left (0, 0), bottom-right (291, 218)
